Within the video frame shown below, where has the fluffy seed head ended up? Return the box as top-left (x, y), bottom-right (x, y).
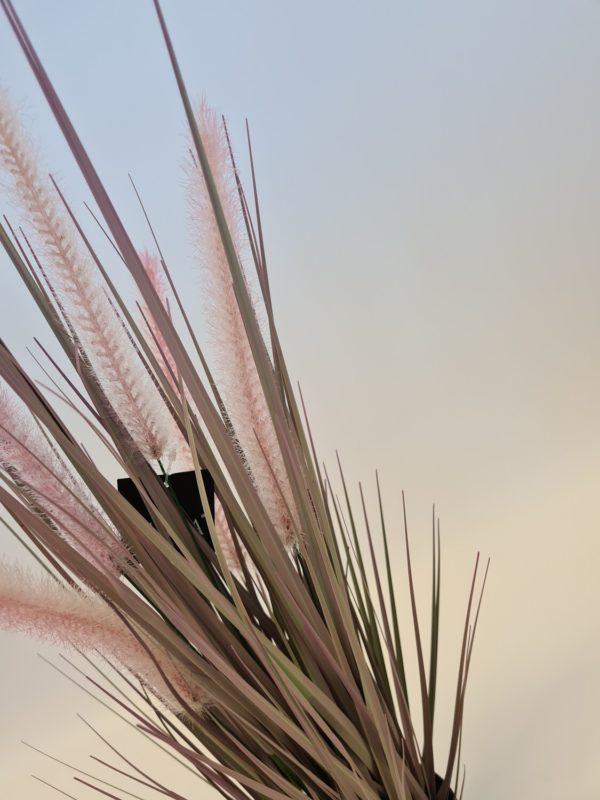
top-left (0, 87), bottom-right (179, 466)
top-left (186, 101), bottom-right (297, 544)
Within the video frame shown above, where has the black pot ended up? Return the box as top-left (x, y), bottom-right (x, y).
top-left (117, 469), bottom-right (215, 545)
top-left (434, 772), bottom-right (456, 799)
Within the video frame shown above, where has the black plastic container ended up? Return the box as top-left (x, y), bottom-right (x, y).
top-left (117, 469), bottom-right (215, 546)
top-left (434, 773), bottom-right (456, 799)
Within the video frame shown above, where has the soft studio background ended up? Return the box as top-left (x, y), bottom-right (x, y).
top-left (1, 1), bottom-right (599, 798)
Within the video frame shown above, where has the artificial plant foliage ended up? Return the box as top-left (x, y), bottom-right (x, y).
top-left (0, 2), bottom-right (487, 799)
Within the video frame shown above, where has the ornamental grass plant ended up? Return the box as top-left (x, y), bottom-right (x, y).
top-left (0, 2), bottom-right (488, 799)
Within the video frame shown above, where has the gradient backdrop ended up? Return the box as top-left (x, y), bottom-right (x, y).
top-left (1, 2), bottom-right (599, 798)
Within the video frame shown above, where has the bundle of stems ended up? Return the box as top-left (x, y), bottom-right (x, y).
top-left (0, 2), bottom-right (488, 799)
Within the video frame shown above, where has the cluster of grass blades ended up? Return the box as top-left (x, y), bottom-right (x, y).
top-left (0, 2), bottom-right (488, 799)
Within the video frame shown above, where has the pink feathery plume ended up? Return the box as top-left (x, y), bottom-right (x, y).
top-left (0, 563), bottom-right (207, 714)
top-left (136, 252), bottom-right (247, 562)
top-left (214, 498), bottom-right (241, 573)
top-left (0, 88), bottom-right (178, 467)
top-left (137, 249), bottom-right (193, 471)
top-left (185, 101), bottom-right (297, 545)
top-left (138, 250), bottom-right (178, 392)
top-left (0, 388), bottom-right (123, 573)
